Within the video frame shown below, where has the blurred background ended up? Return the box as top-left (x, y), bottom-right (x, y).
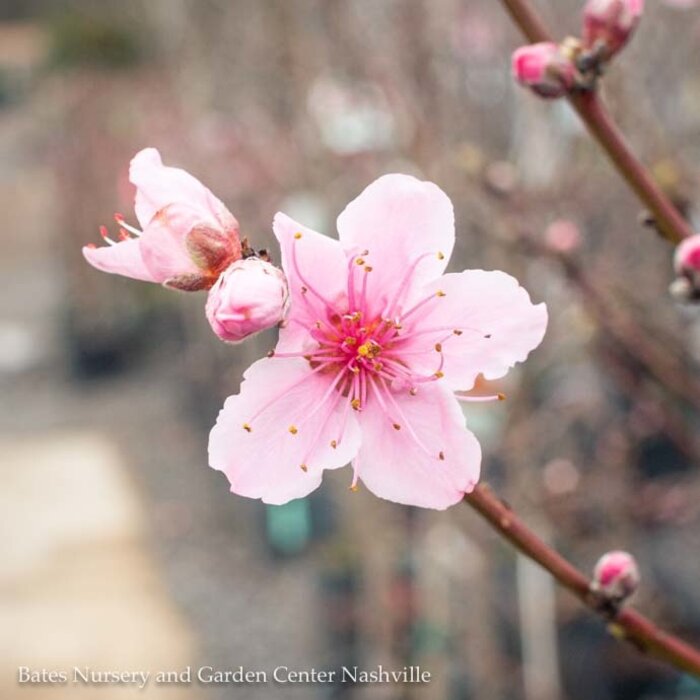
top-left (2, 1), bottom-right (700, 698)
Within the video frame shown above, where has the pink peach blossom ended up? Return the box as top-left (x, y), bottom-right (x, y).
top-left (209, 175), bottom-right (547, 509)
top-left (583, 0), bottom-right (644, 59)
top-left (593, 550), bottom-right (640, 601)
top-left (206, 258), bottom-right (289, 343)
top-left (511, 42), bottom-right (576, 99)
top-left (83, 148), bottom-right (242, 290)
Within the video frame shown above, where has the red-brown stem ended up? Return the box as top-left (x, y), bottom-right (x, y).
top-left (501, 0), bottom-right (694, 244)
top-left (465, 484), bottom-right (700, 678)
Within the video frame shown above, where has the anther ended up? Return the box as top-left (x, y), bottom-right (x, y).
top-left (498, 393), bottom-right (507, 401)
top-left (393, 423), bottom-right (401, 431)
top-left (344, 337), bottom-right (357, 346)
top-left (364, 266), bottom-right (373, 272)
top-left (439, 451), bottom-right (445, 461)
top-left (289, 425), bottom-right (298, 435)
top-left (434, 371), bottom-right (444, 379)
top-left (267, 350), bottom-right (275, 358)
top-left (349, 484), bottom-right (360, 492)
top-left (355, 258), bottom-right (365, 266)
top-left (114, 213), bottom-right (125, 223)
top-left (436, 290), bottom-right (446, 298)
top-left (409, 388), bottom-right (418, 396)
top-left (435, 343), bottom-right (442, 352)
top-left (118, 229), bottom-right (130, 241)
top-left (351, 399), bottom-right (361, 411)
top-left (330, 440), bottom-right (338, 449)
top-left (300, 464), bottom-right (308, 472)
top-left (243, 423), bottom-right (252, 433)
top-left (453, 329), bottom-right (463, 336)
top-left (294, 232), bottom-right (303, 239)
top-left (437, 251), bottom-right (445, 261)
top-left (301, 286), bottom-right (308, 294)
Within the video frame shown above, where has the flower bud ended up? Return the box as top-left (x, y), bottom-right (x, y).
top-left (592, 550), bottom-right (640, 602)
top-left (582, 0), bottom-right (644, 60)
top-left (206, 258), bottom-right (289, 343)
top-left (511, 43), bottom-right (576, 99)
top-left (671, 235), bottom-right (700, 302)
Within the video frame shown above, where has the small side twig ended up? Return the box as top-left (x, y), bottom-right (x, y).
top-left (465, 484), bottom-right (700, 678)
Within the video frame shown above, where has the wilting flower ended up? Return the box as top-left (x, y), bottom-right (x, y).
top-left (592, 550), bottom-right (640, 602)
top-left (206, 258), bottom-right (289, 343)
top-left (83, 148), bottom-right (242, 291)
top-left (511, 42), bottom-right (576, 99)
top-left (582, 0), bottom-right (644, 60)
top-left (209, 175), bottom-right (547, 509)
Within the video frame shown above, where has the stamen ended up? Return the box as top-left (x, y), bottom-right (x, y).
top-left (455, 392), bottom-right (506, 403)
top-left (289, 425), bottom-right (298, 434)
top-left (290, 236), bottom-right (341, 315)
top-left (99, 226), bottom-right (117, 246)
top-left (300, 464), bottom-right (308, 472)
top-left (383, 251), bottom-right (438, 318)
top-left (114, 215), bottom-right (143, 237)
top-left (242, 423), bottom-right (252, 432)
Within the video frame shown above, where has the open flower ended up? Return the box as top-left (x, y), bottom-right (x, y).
top-left (209, 175), bottom-right (547, 509)
top-left (83, 148), bottom-right (242, 291)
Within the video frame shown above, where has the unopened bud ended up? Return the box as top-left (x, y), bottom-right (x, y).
top-left (206, 258), bottom-right (289, 343)
top-left (583, 0), bottom-right (644, 60)
top-left (511, 42), bottom-right (576, 99)
top-left (592, 550), bottom-right (640, 602)
top-left (671, 234), bottom-right (700, 302)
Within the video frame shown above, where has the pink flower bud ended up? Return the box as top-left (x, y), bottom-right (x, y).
top-left (592, 550), bottom-right (640, 601)
top-left (206, 258), bottom-right (289, 343)
top-left (511, 43), bottom-right (576, 99)
top-left (583, 0), bottom-right (644, 59)
top-left (671, 235), bottom-right (700, 301)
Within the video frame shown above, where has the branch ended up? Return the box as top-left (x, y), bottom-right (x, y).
top-left (501, 0), bottom-right (694, 244)
top-left (465, 484), bottom-right (700, 678)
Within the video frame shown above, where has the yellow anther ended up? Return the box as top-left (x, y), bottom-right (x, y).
top-left (439, 451), bottom-right (445, 461)
top-left (372, 361), bottom-right (383, 371)
top-left (355, 258), bottom-right (365, 266)
top-left (349, 483), bottom-right (360, 493)
top-left (294, 232), bottom-right (303, 239)
top-left (437, 251), bottom-right (445, 261)
top-left (364, 266), bottom-right (373, 272)
top-left (300, 464), bottom-right (308, 472)
top-left (434, 371), bottom-right (444, 379)
top-left (289, 425), bottom-right (298, 435)
top-left (357, 343), bottom-right (371, 357)
top-left (344, 337), bottom-right (357, 346)
top-left (330, 440), bottom-right (338, 449)
top-left (393, 423), bottom-right (401, 431)
top-left (436, 290), bottom-right (446, 298)
top-left (498, 393), bottom-right (507, 401)
top-left (435, 343), bottom-right (442, 352)
top-left (351, 399), bottom-right (361, 411)
top-left (350, 365), bottom-right (360, 374)
top-left (242, 423), bottom-right (252, 433)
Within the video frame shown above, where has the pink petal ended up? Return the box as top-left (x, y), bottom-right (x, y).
top-left (139, 203), bottom-right (209, 282)
top-left (208, 357), bottom-right (361, 505)
top-left (406, 270), bottom-right (547, 391)
top-left (355, 383), bottom-right (480, 509)
top-left (273, 212), bottom-right (348, 353)
top-left (82, 239), bottom-right (157, 283)
top-left (130, 148), bottom-right (234, 230)
top-left (336, 174), bottom-right (454, 316)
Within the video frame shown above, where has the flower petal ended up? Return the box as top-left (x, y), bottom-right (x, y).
top-left (406, 270), bottom-right (547, 391)
top-left (336, 174), bottom-right (454, 316)
top-left (209, 357), bottom-right (361, 505)
top-left (139, 204), bottom-right (210, 282)
top-left (82, 239), bottom-right (156, 283)
top-left (130, 148), bottom-right (234, 230)
top-left (355, 382), bottom-right (480, 509)
top-left (273, 212), bottom-right (349, 353)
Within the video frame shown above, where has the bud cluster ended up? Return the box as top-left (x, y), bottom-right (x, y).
top-left (512, 0), bottom-right (644, 100)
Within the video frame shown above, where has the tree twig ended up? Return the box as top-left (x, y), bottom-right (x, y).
top-left (465, 484), bottom-right (700, 677)
top-left (501, 0), bottom-right (694, 244)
